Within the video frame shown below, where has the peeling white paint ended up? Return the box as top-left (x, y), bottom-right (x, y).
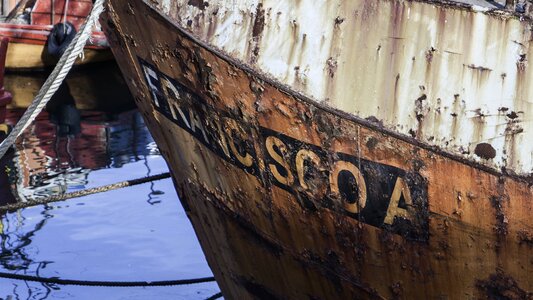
top-left (151, 0), bottom-right (533, 175)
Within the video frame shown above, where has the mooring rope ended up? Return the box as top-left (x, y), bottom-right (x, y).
top-left (0, 173), bottom-right (171, 213)
top-left (205, 292), bottom-right (223, 300)
top-left (0, 271), bottom-right (216, 287)
top-left (0, 0), bottom-right (105, 159)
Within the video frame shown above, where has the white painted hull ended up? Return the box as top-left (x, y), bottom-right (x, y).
top-left (154, 0), bottom-right (533, 175)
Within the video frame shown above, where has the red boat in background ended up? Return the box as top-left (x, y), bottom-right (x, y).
top-left (0, 0), bottom-right (112, 71)
top-left (0, 0), bottom-right (130, 112)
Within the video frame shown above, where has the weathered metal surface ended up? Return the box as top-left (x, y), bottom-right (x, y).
top-left (103, 0), bottom-right (533, 298)
top-left (148, 0), bottom-right (533, 176)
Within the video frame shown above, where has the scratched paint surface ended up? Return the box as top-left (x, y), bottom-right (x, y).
top-left (0, 109), bottom-right (220, 299)
top-left (152, 0), bottom-right (533, 176)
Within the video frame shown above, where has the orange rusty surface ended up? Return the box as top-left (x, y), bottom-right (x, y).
top-left (103, 0), bottom-right (533, 299)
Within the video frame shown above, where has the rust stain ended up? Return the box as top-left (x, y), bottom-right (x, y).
top-left (326, 57), bottom-right (338, 78)
top-left (465, 64), bottom-right (492, 72)
top-left (425, 47), bottom-right (436, 64)
top-left (517, 229), bottom-right (533, 246)
top-left (506, 111), bottom-right (521, 120)
top-left (366, 136), bottom-right (378, 150)
top-left (474, 143), bottom-right (497, 160)
top-left (187, 0), bottom-right (209, 10)
top-left (490, 195), bottom-right (508, 239)
top-left (477, 269), bottom-right (532, 300)
top-left (252, 3), bottom-right (265, 39)
top-left (517, 54), bottom-right (527, 71)
top-left (250, 3), bottom-right (265, 63)
top-left (334, 16), bottom-right (345, 26)
top-left (415, 94), bottom-right (428, 122)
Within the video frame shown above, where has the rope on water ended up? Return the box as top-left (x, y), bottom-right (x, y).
top-left (0, 271), bottom-right (216, 287)
top-left (0, 173), bottom-right (171, 213)
top-left (205, 292), bottom-right (224, 300)
top-left (0, 0), bottom-right (105, 159)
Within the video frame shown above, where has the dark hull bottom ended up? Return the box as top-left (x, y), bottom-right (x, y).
top-left (178, 179), bottom-right (383, 299)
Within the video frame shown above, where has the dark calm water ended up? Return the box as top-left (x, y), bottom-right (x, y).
top-left (0, 107), bottom-right (220, 299)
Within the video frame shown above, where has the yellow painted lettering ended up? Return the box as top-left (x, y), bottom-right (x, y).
top-left (224, 118), bottom-right (254, 167)
top-left (384, 177), bottom-right (413, 225)
top-left (330, 160), bottom-right (367, 214)
top-left (214, 118), bottom-right (231, 158)
top-left (266, 136), bottom-right (294, 186)
top-left (296, 149), bottom-right (321, 190)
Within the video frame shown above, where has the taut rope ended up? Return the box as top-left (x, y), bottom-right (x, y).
top-left (0, 173), bottom-right (171, 213)
top-left (0, 270), bottom-right (215, 287)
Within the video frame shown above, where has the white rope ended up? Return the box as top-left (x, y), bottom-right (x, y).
top-left (0, 0), bottom-right (105, 159)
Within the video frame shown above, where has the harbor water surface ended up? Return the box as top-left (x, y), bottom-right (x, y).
top-left (0, 103), bottom-right (220, 299)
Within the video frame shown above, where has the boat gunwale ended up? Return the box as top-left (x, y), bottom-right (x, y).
top-left (415, 0), bottom-right (532, 20)
top-left (134, 0), bottom-right (533, 185)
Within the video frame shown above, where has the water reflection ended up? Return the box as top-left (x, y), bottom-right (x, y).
top-left (0, 209), bottom-right (55, 300)
top-left (0, 107), bottom-right (219, 299)
top-left (7, 108), bottom-right (157, 201)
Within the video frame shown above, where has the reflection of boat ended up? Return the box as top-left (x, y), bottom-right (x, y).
top-left (6, 110), bottom-right (156, 201)
top-left (5, 61), bottom-right (135, 111)
top-left (0, 37), bottom-right (11, 124)
top-left (0, 33), bottom-right (13, 205)
top-left (0, 0), bottom-right (112, 71)
top-left (104, 0), bottom-right (533, 299)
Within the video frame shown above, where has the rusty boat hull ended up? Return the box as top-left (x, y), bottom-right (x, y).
top-left (102, 0), bottom-right (533, 298)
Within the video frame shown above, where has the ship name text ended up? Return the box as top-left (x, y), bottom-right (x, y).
top-left (139, 59), bottom-right (429, 241)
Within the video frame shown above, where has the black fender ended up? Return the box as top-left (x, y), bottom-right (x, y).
top-left (46, 22), bottom-right (77, 59)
